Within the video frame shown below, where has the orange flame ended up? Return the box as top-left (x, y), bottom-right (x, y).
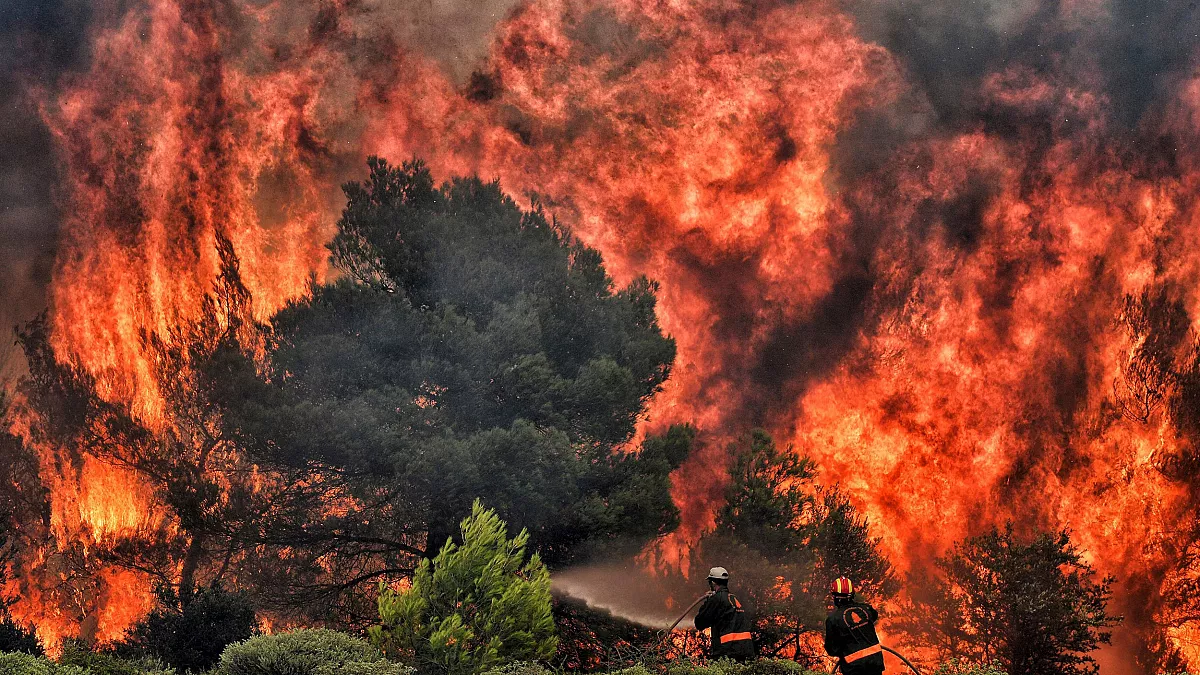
top-left (9, 0), bottom-right (1200, 666)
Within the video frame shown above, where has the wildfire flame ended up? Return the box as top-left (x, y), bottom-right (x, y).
top-left (5, 0), bottom-right (1200, 668)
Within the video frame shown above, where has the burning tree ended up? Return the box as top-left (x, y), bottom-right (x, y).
top-left (5, 233), bottom-right (275, 645)
top-left (693, 430), bottom-right (895, 663)
top-left (897, 525), bottom-right (1118, 675)
top-left (0, 389), bottom-right (46, 654)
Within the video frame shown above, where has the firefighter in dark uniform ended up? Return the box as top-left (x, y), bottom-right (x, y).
top-left (824, 577), bottom-right (885, 674)
top-left (694, 566), bottom-right (756, 661)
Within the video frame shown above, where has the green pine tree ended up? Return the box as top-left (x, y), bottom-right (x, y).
top-left (897, 525), bottom-right (1119, 675)
top-left (370, 500), bottom-right (557, 675)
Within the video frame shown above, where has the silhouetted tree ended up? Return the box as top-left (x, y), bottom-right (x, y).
top-left (0, 619), bottom-right (41, 655)
top-left (897, 525), bottom-right (1118, 675)
top-left (121, 585), bottom-right (256, 672)
top-left (0, 373), bottom-right (54, 646)
top-left (12, 234), bottom-right (271, 608)
top-left (693, 429), bottom-right (895, 662)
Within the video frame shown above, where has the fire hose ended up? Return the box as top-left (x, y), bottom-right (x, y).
top-left (657, 595), bottom-right (922, 675)
top-left (830, 645), bottom-right (922, 675)
top-left (656, 592), bottom-right (711, 649)
top-left (881, 645), bottom-right (923, 675)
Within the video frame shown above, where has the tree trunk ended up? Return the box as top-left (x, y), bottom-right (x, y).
top-left (178, 531), bottom-right (207, 604)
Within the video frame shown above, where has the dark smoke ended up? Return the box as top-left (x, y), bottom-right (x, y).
top-left (830, 0), bottom-right (1200, 182)
top-left (842, 0), bottom-right (1199, 128)
top-left (1096, 0), bottom-right (1200, 127)
top-left (0, 0), bottom-right (91, 352)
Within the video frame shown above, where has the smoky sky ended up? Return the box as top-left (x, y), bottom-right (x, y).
top-left (0, 0), bottom-right (91, 347)
top-left (840, 0), bottom-right (1200, 128)
top-left (3, 0), bottom-right (1198, 368)
top-left (828, 0), bottom-right (1200, 190)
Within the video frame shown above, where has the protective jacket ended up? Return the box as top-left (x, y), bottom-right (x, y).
top-left (824, 600), bottom-right (885, 674)
top-left (694, 587), bottom-right (755, 661)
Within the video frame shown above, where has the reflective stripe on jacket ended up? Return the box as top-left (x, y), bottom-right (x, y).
top-left (823, 601), bottom-right (884, 674)
top-left (694, 587), bottom-right (756, 660)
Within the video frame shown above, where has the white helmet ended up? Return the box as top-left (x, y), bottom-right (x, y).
top-left (707, 566), bottom-right (730, 581)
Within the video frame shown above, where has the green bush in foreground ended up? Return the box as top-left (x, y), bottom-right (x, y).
top-left (219, 629), bottom-right (409, 675)
top-left (371, 502), bottom-right (557, 675)
top-left (660, 658), bottom-right (819, 675)
top-left (739, 660), bottom-right (814, 675)
top-left (933, 661), bottom-right (1008, 675)
top-left (0, 651), bottom-right (92, 675)
top-left (603, 666), bottom-right (655, 675)
top-left (58, 644), bottom-right (174, 675)
top-left (481, 662), bottom-right (554, 675)
top-left (0, 647), bottom-right (178, 675)
top-left (0, 652), bottom-right (57, 675)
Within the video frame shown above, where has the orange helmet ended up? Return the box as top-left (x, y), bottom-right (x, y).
top-left (832, 577), bottom-right (855, 597)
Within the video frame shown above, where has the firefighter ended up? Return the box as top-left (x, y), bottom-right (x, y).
top-left (694, 566), bottom-right (756, 661)
top-left (824, 577), bottom-right (885, 674)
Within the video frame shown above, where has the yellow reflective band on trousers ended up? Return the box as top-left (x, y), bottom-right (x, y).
top-left (845, 644), bottom-right (882, 662)
top-left (719, 632), bottom-right (752, 643)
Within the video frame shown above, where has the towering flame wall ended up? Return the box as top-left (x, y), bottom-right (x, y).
top-left (4, 0), bottom-right (1200, 667)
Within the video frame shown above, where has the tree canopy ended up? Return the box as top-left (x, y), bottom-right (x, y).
top-left (4, 157), bottom-right (686, 631)
top-left (213, 157), bottom-right (686, 616)
top-left (896, 525), bottom-right (1119, 675)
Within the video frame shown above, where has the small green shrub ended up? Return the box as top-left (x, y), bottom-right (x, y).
top-left (123, 585), bottom-right (256, 672)
top-left (933, 661), bottom-right (1007, 675)
top-left (665, 659), bottom-right (726, 675)
top-left (0, 652), bottom-right (54, 675)
top-left (335, 662), bottom-right (417, 675)
top-left (370, 502), bottom-right (556, 675)
top-left (481, 662), bottom-right (553, 675)
top-left (218, 628), bottom-right (407, 675)
top-left (0, 651), bottom-right (95, 675)
top-left (57, 644), bottom-right (173, 675)
top-left (663, 659), bottom-right (820, 675)
top-left (604, 666), bottom-right (654, 675)
top-left (744, 659), bottom-right (817, 675)
top-left (126, 661), bottom-right (175, 675)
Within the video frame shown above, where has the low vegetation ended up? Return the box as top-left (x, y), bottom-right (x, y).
top-left (0, 504), bottom-right (1124, 675)
top-left (219, 629), bottom-right (410, 675)
top-left (0, 497), bottom-right (1080, 675)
